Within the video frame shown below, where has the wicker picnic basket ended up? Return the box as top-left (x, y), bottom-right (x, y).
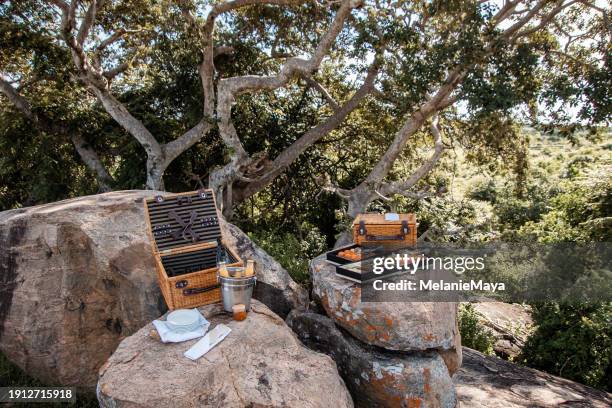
top-left (144, 189), bottom-right (242, 310)
top-left (352, 213), bottom-right (417, 247)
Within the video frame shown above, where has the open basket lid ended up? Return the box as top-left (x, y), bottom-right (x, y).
top-left (144, 189), bottom-right (222, 253)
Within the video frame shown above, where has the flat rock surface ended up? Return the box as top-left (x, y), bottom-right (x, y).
top-left (97, 300), bottom-right (353, 408)
top-left (0, 191), bottom-right (306, 389)
top-left (287, 310), bottom-right (456, 408)
top-left (456, 348), bottom-right (612, 407)
top-left (311, 254), bottom-right (460, 352)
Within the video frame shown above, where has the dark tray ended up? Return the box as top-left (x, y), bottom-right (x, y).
top-left (326, 244), bottom-right (359, 265)
top-left (326, 243), bottom-right (387, 265)
top-left (335, 252), bottom-right (416, 283)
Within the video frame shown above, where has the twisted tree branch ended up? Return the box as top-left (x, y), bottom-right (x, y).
top-left (215, 0), bottom-right (360, 161)
top-left (378, 115), bottom-right (446, 197)
top-left (0, 76), bottom-right (114, 191)
top-left (233, 61), bottom-right (379, 203)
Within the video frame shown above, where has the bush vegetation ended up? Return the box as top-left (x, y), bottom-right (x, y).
top-left (461, 132), bottom-right (612, 391)
top-left (0, 353), bottom-right (98, 407)
top-left (458, 304), bottom-right (496, 356)
top-left (248, 227), bottom-right (327, 284)
top-left (519, 302), bottom-right (612, 391)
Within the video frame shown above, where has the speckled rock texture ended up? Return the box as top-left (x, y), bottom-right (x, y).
top-left (0, 191), bottom-right (306, 390)
top-left (0, 191), bottom-right (164, 390)
top-left (287, 310), bottom-right (456, 408)
top-left (97, 300), bottom-right (353, 408)
top-left (311, 255), bottom-right (461, 355)
top-left (456, 347), bottom-right (612, 407)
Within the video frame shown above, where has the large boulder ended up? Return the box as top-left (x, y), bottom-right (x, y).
top-left (456, 347), bottom-right (612, 407)
top-left (311, 255), bottom-right (460, 354)
top-left (0, 191), bottom-right (163, 390)
top-left (287, 310), bottom-right (456, 408)
top-left (0, 191), bottom-right (306, 389)
top-left (97, 300), bottom-right (353, 408)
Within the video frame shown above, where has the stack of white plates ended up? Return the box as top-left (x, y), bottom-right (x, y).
top-left (166, 309), bottom-right (201, 333)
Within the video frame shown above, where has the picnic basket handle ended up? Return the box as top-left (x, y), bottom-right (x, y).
top-left (182, 284), bottom-right (220, 296)
top-left (359, 220), bottom-right (410, 241)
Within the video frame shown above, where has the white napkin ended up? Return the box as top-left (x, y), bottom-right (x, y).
top-left (152, 310), bottom-right (210, 343)
top-left (184, 323), bottom-right (231, 361)
top-left (384, 212), bottom-right (400, 221)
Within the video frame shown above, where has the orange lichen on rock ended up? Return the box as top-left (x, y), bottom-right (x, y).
top-left (406, 397), bottom-right (422, 408)
top-left (379, 329), bottom-right (391, 342)
top-left (423, 367), bottom-right (431, 394)
top-left (366, 370), bottom-right (405, 406)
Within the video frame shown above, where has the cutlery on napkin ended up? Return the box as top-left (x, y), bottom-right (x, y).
top-left (184, 324), bottom-right (231, 361)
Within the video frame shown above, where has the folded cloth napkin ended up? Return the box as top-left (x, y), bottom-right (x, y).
top-left (152, 310), bottom-right (210, 343)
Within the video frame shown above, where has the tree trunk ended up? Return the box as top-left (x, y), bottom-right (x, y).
top-left (145, 157), bottom-right (167, 190)
top-left (330, 189), bottom-right (374, 247)
top-left (69, 133), bottom-right (114, 192)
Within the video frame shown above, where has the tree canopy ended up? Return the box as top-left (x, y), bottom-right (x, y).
top-left (1, 0), bottom-right (610, 218)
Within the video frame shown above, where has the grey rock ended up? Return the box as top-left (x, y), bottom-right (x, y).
top-left (97, 300), bottom-right (353, 408)
top-left (456, 347), bottom-right (612, 407)
top-left (0, 190), bottom-right (306, 389)
top-left (311, 254), bottom-right (461, 355)
top-left (287, 309), bottom-right (456, 408)
top-left (0, 191), bottom-right (163, 390)
top-left (470, 302), bottom-right (533, 359)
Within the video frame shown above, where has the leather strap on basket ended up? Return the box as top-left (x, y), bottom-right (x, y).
top-left (358, 220), bottom-right (367, 235)
top-left (359, 220), bottom-right (410, 241)
top-left (169, 209), bottom-right (200, 242)
top-left (183, 284), bottom-right (220, 296)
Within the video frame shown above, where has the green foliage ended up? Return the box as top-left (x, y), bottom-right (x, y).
top-left (466, 178), bottom-right (497, 202)
top-left (494, 190), bottom-right (550, 230)
top-left (484, 133), bottom-right (612, 392)
top-left (2, 0), bottom-right (608, 212)
top-left (247, 226), bottom-right (327, 284)
top-left (519, 302), bottom-right (612, 391)
top-left (519, 179), bottom-right (612, 242)
top-left (0, 115), bottom-right (100, 209)
top-left (411, 196), bottom-right (481, 242)
top-left (458, 304), bottom-right (496, 356)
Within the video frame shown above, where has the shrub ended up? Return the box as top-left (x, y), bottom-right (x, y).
top-left (466, 178), bottom-right (498, 202)
top-left (519, 179), bottom-right (612, 242)
top-left (248, 226), bottom-right (327, 284)
top-left (494, 181), bottom-right (553, 229)
top-left (459, 304), bottom-right (496, 355)
top-left (519, 302), bottom-right (612, 391)
top-left (561, 155), bottom-right (595, 179)
top-left (0, 352), bottom-right (98, 407)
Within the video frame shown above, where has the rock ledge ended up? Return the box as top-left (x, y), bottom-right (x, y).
top-left (456, 347), bottom-right (612, 407)
top-left (97, 300), bottom-right (353, 408)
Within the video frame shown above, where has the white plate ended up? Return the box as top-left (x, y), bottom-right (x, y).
top-left (166, 309), bottom-right (200, 331)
